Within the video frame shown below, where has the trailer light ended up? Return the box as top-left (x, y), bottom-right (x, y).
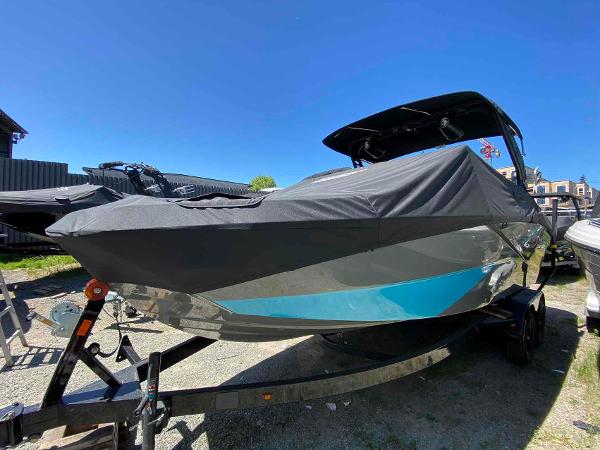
top-left (84, 279), bottom-right (109, 301)
top-left (76, 319), bottom-right (93, 336)
top-left (262, 393), bottom-right (272, 401)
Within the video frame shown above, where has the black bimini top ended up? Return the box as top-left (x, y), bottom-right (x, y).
top-left (323, 91), bottom-right (522, 164)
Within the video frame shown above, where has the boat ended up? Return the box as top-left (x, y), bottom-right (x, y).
top-left (47, 92), bottom-right (551, 341)
top-left (0, 162), bottom-right (188, 244)
top-left (541, 208), bottom-right (581, 270)
top-left (548, 209), bottom-right (579, 241)
top-left (565, 202), bottom-right (600, 330)
top-left (0, 184), bottom-right (124, 243)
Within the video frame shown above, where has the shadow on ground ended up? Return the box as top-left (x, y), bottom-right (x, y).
top-left (163, 306), bottom-right (582, 450)
top-left (106, 316), bottom-right (163, 335)
top-left (6, 267), bottom-right (88, 301)
top-left (539, 266), bottom-right (585, 287)
top-left (0, 345), bottom-right (63, 372)
top-left (0, 290), bottom-right (32, 335)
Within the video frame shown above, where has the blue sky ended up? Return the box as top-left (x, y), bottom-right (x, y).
top-left (1, 1), bottom-right (599, 187)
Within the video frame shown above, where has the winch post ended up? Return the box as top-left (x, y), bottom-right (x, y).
top-left (142, 352), bottom-right (162, 450)
top-left (41, 279), bottom-right (109, 408)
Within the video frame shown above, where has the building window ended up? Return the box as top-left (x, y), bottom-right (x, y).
top-left (578, 187), bottom-right (584, 195)
top-left (557, 185), bottom-right (566, 193)
top-left (535, 185), bottom-right (545, 205)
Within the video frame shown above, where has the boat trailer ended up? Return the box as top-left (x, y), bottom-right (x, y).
top-left (0, 277), bottom-right (546, 449)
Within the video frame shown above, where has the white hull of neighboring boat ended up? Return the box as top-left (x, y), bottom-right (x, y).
top-left (566, 219), bottom-right (600, 318)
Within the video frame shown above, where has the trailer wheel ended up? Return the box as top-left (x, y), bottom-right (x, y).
top-left (586, 316), bottom-right (600, 334)
top-left (534, 298), bottom-right (546, 347)
top-left (506, 309), bottom-right (536, 366)
top-left (573, 257), bottom-right (585, 276)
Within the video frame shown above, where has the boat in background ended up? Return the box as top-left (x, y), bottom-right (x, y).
top-left (565, 202), bottom-right (600, 331)
top-left (0, 184), bottom-right (124, 243)
top-left (47, 92), bottom-right (551, 341)
top-left (541, 207), bottom-right (581, 271)
top-left (0, 162), bottom-right (192, 245)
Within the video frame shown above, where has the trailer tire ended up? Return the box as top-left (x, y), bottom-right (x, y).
top-left (534, 298), bottom-right (546, 347)
top-left (586, 316), bottom-right (600, 334)
top-left (573, 257), bottom-right (585, 276)
top-left (506, 309), bottom-right (536, 366)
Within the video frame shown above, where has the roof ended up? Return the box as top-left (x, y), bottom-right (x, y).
top-left (323, 91), bottom-right (522, 163)
top-left (0, 109), bottom-right (27, 136)
top-left (497, 165), bottom-right (535, 172)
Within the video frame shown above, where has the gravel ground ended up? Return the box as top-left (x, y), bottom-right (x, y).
top-left (1, 267), bottom-right (599, 450)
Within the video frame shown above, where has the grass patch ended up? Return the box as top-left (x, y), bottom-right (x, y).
top-left (531, 427), bottom-right (582, 447)
top-left (575, 349), bottom-right (600, 395)
top-left (0, 254), bottom-right (78, 271)
top-left (550, 273), bottom-right (582, 286)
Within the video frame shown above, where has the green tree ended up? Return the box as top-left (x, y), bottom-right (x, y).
top-left (579, 174), bottom-right (587, 184)
top-left (250, 175), bottom-right (276, 192)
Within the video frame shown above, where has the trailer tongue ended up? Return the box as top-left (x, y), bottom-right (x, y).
top-left (0, 278), bottom-right (546, 449)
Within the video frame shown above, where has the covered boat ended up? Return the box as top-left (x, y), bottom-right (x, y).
top-left (47, 92), bottom-right (551, 341)
top-left (0, 162), bottom-right (203, 244)
top-left (0, 184), bottom-right (124, 242)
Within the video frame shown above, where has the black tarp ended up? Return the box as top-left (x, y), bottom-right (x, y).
top-left (0, 184), bottom-right (124, 214)
top-left (47, 146), bottom-right (548, 294)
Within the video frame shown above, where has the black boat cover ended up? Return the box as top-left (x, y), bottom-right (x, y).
top-left (47, 146), bottom-right (549, 294)
top-left (0, 184), bottom-right (124, 214)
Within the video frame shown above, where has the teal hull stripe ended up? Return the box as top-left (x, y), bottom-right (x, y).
top-left (215, 265), bottom-right (491, 322)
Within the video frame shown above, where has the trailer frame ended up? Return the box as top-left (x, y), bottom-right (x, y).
top-left (0, 279), bottom-right (546, 449)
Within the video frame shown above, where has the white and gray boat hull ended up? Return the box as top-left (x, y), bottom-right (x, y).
top-left (566, 219), bottom-right (600, 319)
